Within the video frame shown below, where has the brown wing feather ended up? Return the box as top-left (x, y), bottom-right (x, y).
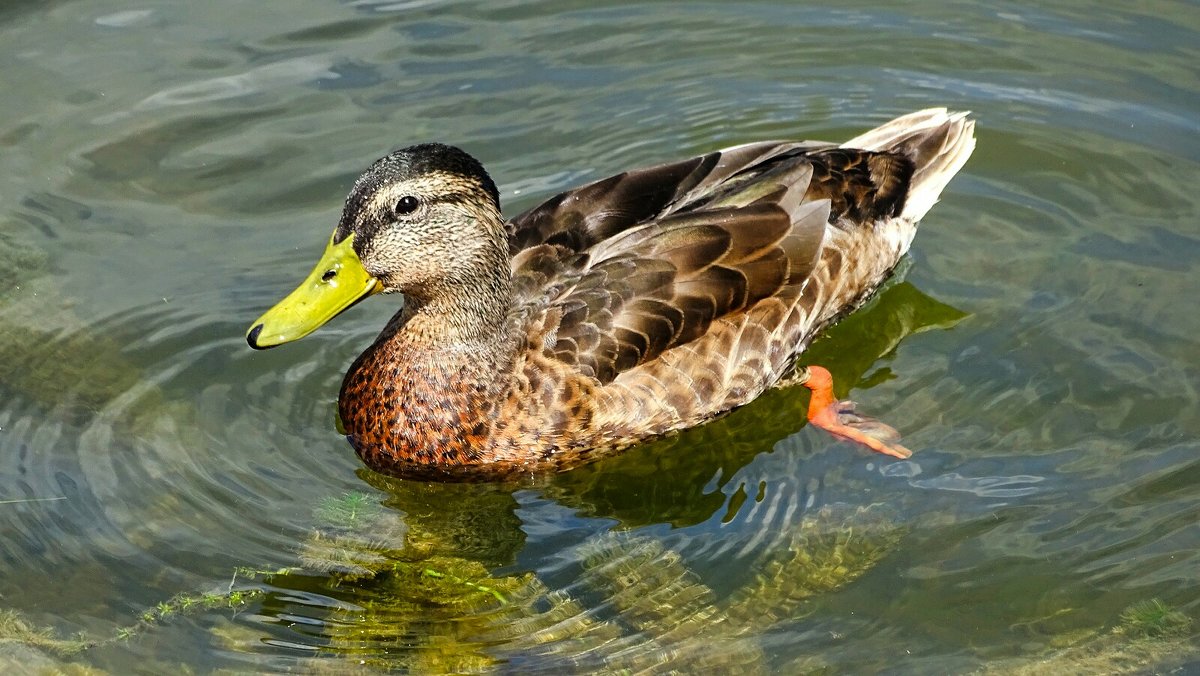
top-left (505, 139), bottom-right (835, 253)
top-left (505, 153), bottom-right (719, 254)
top-left (507, 142), bottom-right (908, 386)
top-left (803, 148), bottom-right (914, 223)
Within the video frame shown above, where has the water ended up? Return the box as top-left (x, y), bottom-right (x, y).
top-left (2, 0), bottom-right (1197, 672)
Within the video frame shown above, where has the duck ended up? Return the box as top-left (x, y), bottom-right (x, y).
top-left (247, 108), bottom-right (976, 480)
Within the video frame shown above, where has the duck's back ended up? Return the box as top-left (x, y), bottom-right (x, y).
top-left (494, 109), bottom-right (975, 458)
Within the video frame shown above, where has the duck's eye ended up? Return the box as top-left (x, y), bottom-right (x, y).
top-left (394, 195), bottom-right (419, 216)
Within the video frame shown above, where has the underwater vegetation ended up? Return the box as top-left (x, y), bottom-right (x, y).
top-left (974, 598), bottom-right (1195, 676)
top-left (2, 487), bottom-right (1195, 674)
top-left (0, 231), bottom-right (148, 427)
top-left (272, 492), bottom-right (909, 673)
top-left (1118, 598), bottom-right (1192, 640)
top-left (0, 233), bottom-right (47, 296)
top-left (0, 490), bottom-right (907, 673)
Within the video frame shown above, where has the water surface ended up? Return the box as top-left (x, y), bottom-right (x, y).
top-left (1, 1), bottom-right (1198, 673)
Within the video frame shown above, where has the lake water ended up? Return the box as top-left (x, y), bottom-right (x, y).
top-left (2, 1), bottom-right (1198, 673)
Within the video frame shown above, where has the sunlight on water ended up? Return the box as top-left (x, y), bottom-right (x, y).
top-left (1, 0), bottom-right (1197, 672)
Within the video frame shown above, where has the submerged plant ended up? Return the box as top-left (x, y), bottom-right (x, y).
top-left (297, 498), bottom-right (408, 580)
top-left (578, 534), bottom-right (767, 673)
top-left (977, 598), bottom-right (1197, 675)
top-left (0, 493), bottom-right (915, 673)
top-left (0, 233), bottom-right (48, 296)
top-left (315, 491), bottom-right (383, 530)
top-left (725, 503), bottom-right (903, 629)
top-left (118, 582), bottom-right (265, 637)
top-left (1118, 598), bottom-right (1192, 639)
top-left (0, 609), bottom-right (92, 656)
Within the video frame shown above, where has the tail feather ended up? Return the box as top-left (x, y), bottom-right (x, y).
top-left (842, 108), bottom-right (976, 223)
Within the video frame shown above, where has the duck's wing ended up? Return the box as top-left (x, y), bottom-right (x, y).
top-left (506, 141), bottom-right (914, 385)
top-left (504, 140), bottom-right (832, 254)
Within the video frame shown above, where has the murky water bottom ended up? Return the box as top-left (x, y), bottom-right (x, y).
top-left (1, 1), bottom-right (1198, 673)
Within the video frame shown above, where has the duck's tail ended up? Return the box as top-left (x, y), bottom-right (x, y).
top-left (843, 108), bottom-right (977, 223)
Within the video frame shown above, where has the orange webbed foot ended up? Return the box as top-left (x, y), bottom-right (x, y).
top-left (800, 365), bottom-right (912, 459)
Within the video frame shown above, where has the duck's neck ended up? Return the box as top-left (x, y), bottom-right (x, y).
top-left (338, 270), bottom-right (520, 469)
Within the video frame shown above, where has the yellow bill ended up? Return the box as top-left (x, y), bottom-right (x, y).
top-left (247, 234), bottom-right (381, 349)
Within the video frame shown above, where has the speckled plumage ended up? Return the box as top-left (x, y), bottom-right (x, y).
top-left (325, 109), bottom-right (975, 479)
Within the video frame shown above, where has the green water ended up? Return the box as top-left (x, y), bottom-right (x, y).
top-left (1, 1), bottom-right (1198, 673)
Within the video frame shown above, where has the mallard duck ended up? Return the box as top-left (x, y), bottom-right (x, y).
top-left (247, 108), bottom-right (975, 480)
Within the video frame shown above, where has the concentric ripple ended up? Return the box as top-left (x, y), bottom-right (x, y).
top-left (1, 0), bottom-right (1199, 673)
top-left (0, 286), bottom-right (374, 615)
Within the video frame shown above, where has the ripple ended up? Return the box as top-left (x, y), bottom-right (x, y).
top-left (2, 0), bottom-right (1199, 672)
top-left (93, 56), bottom-right (341, 124)
top-left (910, 471), bottom-right (1046, 499)
top-left (0, 293), bottom-right (372, 616)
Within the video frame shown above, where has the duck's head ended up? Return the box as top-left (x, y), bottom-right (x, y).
top-left (247, 143), bottom-right (503, 349)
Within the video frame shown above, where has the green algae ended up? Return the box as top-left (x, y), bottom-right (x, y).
top-left (5, 487), bottom-right (1196, 674)
top-left (0, 494), bottom-right (907, 673)
top-left (0, 234), bottom-right (149, 427)
top-left (314, 491), bottom-right (384, 530)
top-left (724, 504), bottom-right (904, 630)
top-left (1118, 598), bottom-right (1192, 640)
top-left (578, 534), bottom-right (768, 673)
top-left (275, 498), bottom-right (592, 672)
top-left (0, 324), bottom-right (145, 425)
top-left (0, 610), bottom-right (92, 657)
top-left (0, 232), bottom-right (48, 296)
top-left (975, 598), bottom-right (1196, 675)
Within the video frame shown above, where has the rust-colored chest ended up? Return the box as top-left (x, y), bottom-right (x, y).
top-left (333, 332), bottom-right (631, 479)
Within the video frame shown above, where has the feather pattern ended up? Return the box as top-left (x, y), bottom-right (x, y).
top-left (311, 109), bottom-right (976, 479)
